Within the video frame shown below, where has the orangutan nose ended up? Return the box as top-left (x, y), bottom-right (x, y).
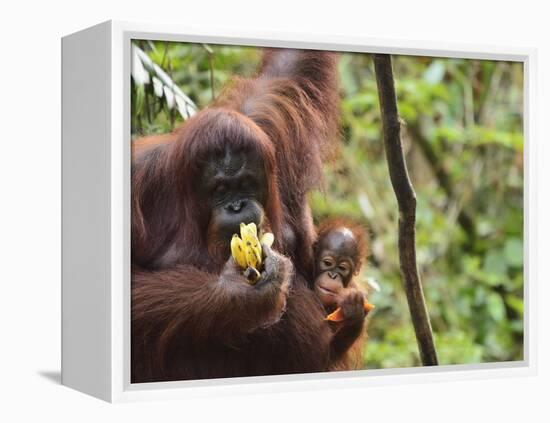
top-left (328, 271), bottom-right (337, 279)
top-left (226, 199), bottom-right (247, 213)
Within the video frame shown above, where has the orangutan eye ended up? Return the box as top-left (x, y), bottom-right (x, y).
top-left (322, 258), bottom-right (334, 267)
top-left (239, 178), bottom-right (254, 192)
top-left (214, 184), bottom-right (227, 195)
top-left (338, 264), bottom-right (350, 275)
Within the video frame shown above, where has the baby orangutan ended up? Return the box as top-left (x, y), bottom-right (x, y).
top-left (313, 220), bottom-right (373, 370)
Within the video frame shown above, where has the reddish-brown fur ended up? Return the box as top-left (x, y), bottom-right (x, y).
top-left (131, 49), bottom-right (342, 382)
top-left (314, 218), bottom-right (370, 371)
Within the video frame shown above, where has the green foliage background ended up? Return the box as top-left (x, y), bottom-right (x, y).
top-left (132, 41), bottom-right (524, 369)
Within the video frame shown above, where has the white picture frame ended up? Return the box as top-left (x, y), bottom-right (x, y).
top-left (61, 20), bottom-right (537, 403)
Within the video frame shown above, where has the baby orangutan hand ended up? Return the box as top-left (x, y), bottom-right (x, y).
top-left (325, 288), bottom-right (374, 323)
top-left (337, 289), bottom-right (366, 324)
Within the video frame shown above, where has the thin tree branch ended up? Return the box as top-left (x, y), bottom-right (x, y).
top-left (373, 54), bottom-right (439, 366)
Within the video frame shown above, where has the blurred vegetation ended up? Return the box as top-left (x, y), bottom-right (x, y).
top-left (131, 41), bottom-right (524, 369)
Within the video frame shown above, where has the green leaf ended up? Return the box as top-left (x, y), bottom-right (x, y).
top-left (423, 61), bottom-right (446, 85)
top-left (504, 238), bottom-right (523, 268)
top-left (505, 295), bottom-right (523, 315)
top-left (483, 251), bottom-right (507, 278)
top-left (133, 84), bottom-right (145, 115)
top-left (487, 293), bottom-right (506, 322)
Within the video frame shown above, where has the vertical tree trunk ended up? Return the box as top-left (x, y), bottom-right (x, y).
top-left (373, 54), bottom-right (439, 366)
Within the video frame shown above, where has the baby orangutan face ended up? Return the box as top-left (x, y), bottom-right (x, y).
top-left (314, 227), bottom-right (360, 309)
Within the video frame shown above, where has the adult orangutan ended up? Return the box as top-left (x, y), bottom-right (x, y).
top-left (131, 48), bottom-right (366, 382)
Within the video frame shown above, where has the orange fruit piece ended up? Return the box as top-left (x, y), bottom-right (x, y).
top-left (324, 300), bottom-right (375, 322)
top-left (364, 301), bottom-right (375, 313)
top-left (325, 307), bottom-right (345, 322)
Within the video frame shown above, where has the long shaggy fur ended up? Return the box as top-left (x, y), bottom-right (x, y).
top-left (131, 49), bottom-right (341, 383)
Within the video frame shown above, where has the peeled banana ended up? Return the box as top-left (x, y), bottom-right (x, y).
top-left (230, 222), bottom-right (274, 284)
top-left (230, 235), bottom-right (247, 269)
